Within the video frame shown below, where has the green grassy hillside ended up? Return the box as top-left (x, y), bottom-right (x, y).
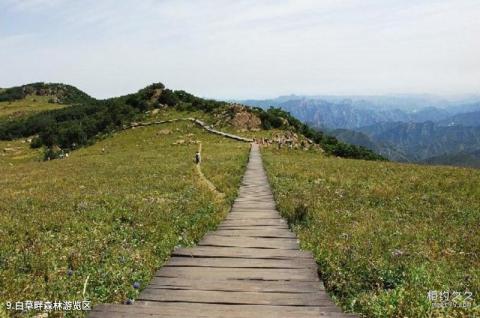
top-left (0, 119), bottom-right (250, 316)
top-left (0, 82), bottom-right (93, 105)
top-left (262, 147), bottom-right (479, 317)
top-left (0, 95), bottom-right (65, 121)
top-left (0, 138), bottom-right (43, 165)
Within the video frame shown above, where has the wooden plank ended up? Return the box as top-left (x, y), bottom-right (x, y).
top-left (130, 302), bottom-right (344, 313)
top-left (218, 222), bottom-right (288, 227)
top-left (233, 203), bottom-right (276, 208)
top-left (155, 267), bottom-right (319, 281)
top-left (231, 207), bottom-right (280, 215)
top-left (89, 311), bottom-right (154, 318)
top-left (236, 196), bottom-right (273, 199)
top-left (147, 277), bottom-right (324, 293)
top-left (232, 207), bottom-right (277, 212)
top-left (236, 195), bottom-right (272, 199)
top-left (165, 257), bottom-right (315, 269)
top-left (230, 208), bottom-right (279, 213)
top-left (172, 246), bottom-right (312, 259)
top-left (233, 200), bottom-right (275, 203)
top-left (234, 196), bottom-right (274, 200)
top-left (217, 226), bottom-right (289, 230)
top-left (236, 192), bottom-right (271, 195)
top-left (233, 200), bottom-right (274, 204)
top-left (238, 186), bottom-right (271, 189)
top-left (235, 194), bottom-right (274, 198)
top-left (217, 225), bottom-right (289, 230)
top-left (199, 235), bottom-right (299, 249)
top-left (231, 205), bottom-right (277, 209)
top-left (221, 219), bottom-right (287, 227)
top-left (213, 229), bottom-right (295, 238)
top-left (231, 206), bottom-right (280, 211)
top-left (226, 212), bottom-right (280, 219)
top-left (90, 303), bottom-right (345, 318)
top-left (137, 289), bottom-right (331, 306)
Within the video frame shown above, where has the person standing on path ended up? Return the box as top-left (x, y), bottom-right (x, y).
top-left (195, 151), bottom-right (201, 164)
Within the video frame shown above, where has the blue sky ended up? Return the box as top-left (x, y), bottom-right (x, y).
top-left (0, 0), bottom-right (479, 99)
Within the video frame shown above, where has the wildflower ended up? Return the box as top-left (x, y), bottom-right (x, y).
top-left (391, 249), bottom-right (404, 257)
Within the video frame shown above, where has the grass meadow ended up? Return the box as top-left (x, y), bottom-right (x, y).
top-left (0, 95), bottom-right (64, 121)
top-left (1, 139), bottom-right (43, 165)
top-left (0, 120), bottom-right (250, 317)
top-left (262, 147), bottom-right (479, 318)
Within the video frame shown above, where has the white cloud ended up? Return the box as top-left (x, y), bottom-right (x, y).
top-left (0, 0), bottom-right (479, 98)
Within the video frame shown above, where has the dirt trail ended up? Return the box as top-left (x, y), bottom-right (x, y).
top-left (194, 142), bottom-right (225, 199)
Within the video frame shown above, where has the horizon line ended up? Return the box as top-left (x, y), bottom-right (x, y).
top-left (2, 80), bottom-right (480, 102)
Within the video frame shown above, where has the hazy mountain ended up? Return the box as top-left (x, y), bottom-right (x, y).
top-left (437, 110), bottom-right (480, 127)
top-left (447, 102), bottom-right (480, 115)
top-left (281, 99), bottom-right (409, 129)
top-left (239, 96), bottom-right (474, 130)
top-left (240, 95), bottom-right (480, 167)
top-left (357, 122), bottom-right (480, 161)
top-left (422, 149), bottom-right (480, 168)
top-left (332, 121), bottom-right (480, 166)
top-left (329, 129), bottom-right (409, 162)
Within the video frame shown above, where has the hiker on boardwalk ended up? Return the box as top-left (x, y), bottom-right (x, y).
top-left (195, 151), bottom-right (201, 164)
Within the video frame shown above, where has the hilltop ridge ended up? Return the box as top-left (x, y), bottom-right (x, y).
top-left (0, 82), bottom-right (93, 104)
top-left (0, 82), bottom-right (385, 161)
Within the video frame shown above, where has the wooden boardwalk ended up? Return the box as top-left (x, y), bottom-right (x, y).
top-left (90, 144), bottom-right (355, 318)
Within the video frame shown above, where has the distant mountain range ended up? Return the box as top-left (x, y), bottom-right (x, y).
top-left (422, 149), bottom-right (480, 168)
top-left (356, 121), bottom-right (480, 161)
top-left (326, 129), bottom-right (410, 162)
top-left (437, 111), bottom-right (480, 127)
top-left (239, 95), bottom-right (480, 168)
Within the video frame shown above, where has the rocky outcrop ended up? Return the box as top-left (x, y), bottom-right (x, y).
top-left (228, 105), bottom-right (262, 130)
top-left (211, 104), bottom-right (262, 131)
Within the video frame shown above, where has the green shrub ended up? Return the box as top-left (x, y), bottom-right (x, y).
top-left (43, 146), bottom-right (63, 160)
top-left (30, 137), bottom-right (42, 148)
top-left (287, 203), bottom-right (309, 225)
